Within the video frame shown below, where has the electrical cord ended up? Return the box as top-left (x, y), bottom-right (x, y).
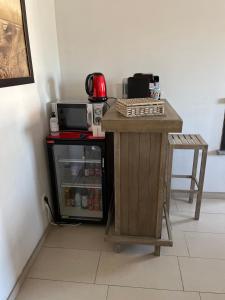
top-left (44, 197), bottom-right (55, 220)
top-left (105, 97), bottom-right (117, 109)
top-left (44, 196), bottom-right (58, 226)
top-left (105, 101), bottom-right (111, 109)
top-left (44, 196), bottom-right (82, 228)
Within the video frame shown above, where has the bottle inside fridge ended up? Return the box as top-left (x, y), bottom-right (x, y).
top-left (62, 187), bottom-right (102, 214)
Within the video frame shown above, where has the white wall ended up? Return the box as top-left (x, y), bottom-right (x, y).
top-left (0, 1), bottom-right (61, 299)
top-left (55, 0), bottom-right (225, 192)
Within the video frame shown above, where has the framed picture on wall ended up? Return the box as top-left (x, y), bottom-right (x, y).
top-left (0, 0), bottom-right (34, 88)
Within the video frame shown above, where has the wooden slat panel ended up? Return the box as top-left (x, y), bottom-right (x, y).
top-left (178, 134), bottom-right (188, 144)
top-left (190, 134), bottom-right (200, 145)
top-left (173, 134), bottom-right (182, 145)
top-left (114, 133), bottom-right (121, 234)
top-left (138, 133), bottom-right (151, 235)
top-left (128, 133), bottom-right (140, 235)
top-left (169, 134), bottom-right (208, 149)
top-left (119, 133), bottom-right (162, 237)
top-left (147, 133), bottom-right (162, 236)
top-left (196, 134), bottom-right (208, 146)
top-left (120, 133), bottom-right (129, 234)
top-left (170, 134), bottom-right (176, 143)
top-left (184, 134), bottom-right (194, 144)
top-left (155, 133), bottom-right (167, 240)
top-left (166, 143), bottom-right (174, 214)
top-left (138, 133), bottom-right (161, 236)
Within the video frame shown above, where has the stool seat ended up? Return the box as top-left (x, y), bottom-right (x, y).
top-left (168, 134), bottom-right (207, 149)
top-left (166, 134), bottom-right (208, 220)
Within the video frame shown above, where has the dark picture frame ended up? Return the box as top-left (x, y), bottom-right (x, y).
top-left (0, 0), bottom-right (34, 88)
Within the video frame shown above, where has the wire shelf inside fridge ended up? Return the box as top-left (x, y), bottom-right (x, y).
top-left (61, 183), bottom-right (102, 189)
top-left (61, 207), bottom-right (103, 219)
top-left (58, 158), bottom-right (101, 164)
top-left (61, 176), bottom-right (102, 189)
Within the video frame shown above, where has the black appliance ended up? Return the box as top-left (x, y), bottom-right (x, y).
top-left (46, 132), bottom-right (113, 224)
top-left (126, 73), bottom-right (154, 98)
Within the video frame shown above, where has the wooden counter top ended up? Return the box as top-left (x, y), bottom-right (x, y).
top-left (102, 99), bottom-right (183, 133)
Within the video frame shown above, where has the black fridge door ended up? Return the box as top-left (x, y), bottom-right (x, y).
top-left (47, 140), bottom-right (106, 223)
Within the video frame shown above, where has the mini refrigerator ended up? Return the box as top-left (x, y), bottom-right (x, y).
top-left (46, 132), bottom-right (112, 224)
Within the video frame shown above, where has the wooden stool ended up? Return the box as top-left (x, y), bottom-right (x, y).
top-left (166, 134), bottom-right (208, 220)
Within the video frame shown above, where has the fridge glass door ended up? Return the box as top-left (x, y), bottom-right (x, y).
top-left (53, 144), bottom-right (103, 220)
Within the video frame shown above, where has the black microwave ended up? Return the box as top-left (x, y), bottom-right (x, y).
top-left (52, 102), bottom-right (107, 132)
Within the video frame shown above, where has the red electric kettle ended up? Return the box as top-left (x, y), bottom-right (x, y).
top-left (85, 72), bottom-right (107, 102)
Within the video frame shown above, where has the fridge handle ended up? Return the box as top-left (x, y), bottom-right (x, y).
top-left (102, 157), bottom-right (105, 169)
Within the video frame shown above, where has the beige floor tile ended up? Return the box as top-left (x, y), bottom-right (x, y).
top-left (175, 198), bottom-right (198, 214)
top-left (179, 257), bottom-right (225, 293)
top-left (170, 212), bottom-right (225, 234)
top-left (28, 247), bottom-right (100, 283)
top-left (170, 199), bottom-right (179, 212)
top-left (175, 198), bottom-right (225, 214)
top-left (162, 228), bottom-right (189, 256)
top-left (44, 224), bottom-right (113, 251)
top-left (108, 286), bottom-right (200, 300)
top-left (96, 252), bottom-right (182, 290)
top-left (185, 232), bottom-right (225, 259)
top-left (16, 279), bottom-right (107, 300)
top-left (200, 293), bottom-right (225, 300)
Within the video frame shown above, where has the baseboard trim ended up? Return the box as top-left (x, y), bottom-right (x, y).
top-left (7, 225), bottom-right (50, 300)
top-left (172, 190), bottom-right (225, 199)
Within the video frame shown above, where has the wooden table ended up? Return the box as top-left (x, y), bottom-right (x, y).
top-left (102, 100), bottom-right (183, 255)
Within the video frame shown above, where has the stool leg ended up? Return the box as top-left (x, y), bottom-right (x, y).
top-left (189, 149), bottom-right (199, 204)
top-left (166, 146), bottom-right (174, 214)
top-left (195, 148), bottom-right (208, 220)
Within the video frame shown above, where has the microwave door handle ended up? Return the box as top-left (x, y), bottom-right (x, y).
top-left (87, 105), bottom-right (93, 131)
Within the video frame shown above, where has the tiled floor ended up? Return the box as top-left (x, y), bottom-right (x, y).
top-left (16, 197), bottom-right (225, 300)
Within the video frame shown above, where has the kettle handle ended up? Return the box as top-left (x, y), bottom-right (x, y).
top-left (85, 73), bottom-right (93, 96)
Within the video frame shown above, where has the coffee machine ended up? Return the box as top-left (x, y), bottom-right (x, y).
top-left (123, 73), bottom-right (160, 100)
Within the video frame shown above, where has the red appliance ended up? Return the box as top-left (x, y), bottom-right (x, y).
top-left (85, 72), bottom-right (107, 102)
